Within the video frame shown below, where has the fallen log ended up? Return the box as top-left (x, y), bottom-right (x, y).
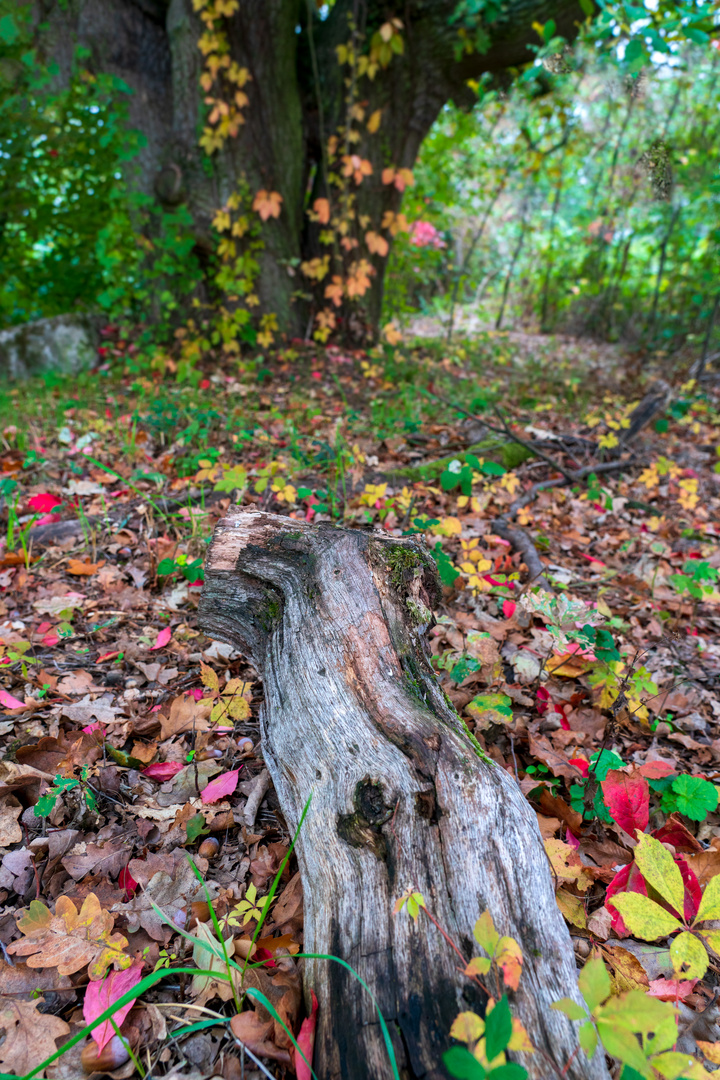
top-left (199, 508), bottom-right (607, 1080)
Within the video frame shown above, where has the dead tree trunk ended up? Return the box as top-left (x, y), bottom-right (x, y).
top-left (199, 509), bottom-right (607, 1080)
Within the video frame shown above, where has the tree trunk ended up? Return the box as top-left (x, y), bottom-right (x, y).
top-left (199, 508), bottom-right (608, 1080)
top-left (37, 0), bottom-right (590, 336)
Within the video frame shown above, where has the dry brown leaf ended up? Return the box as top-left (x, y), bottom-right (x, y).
top-left (230, 1010), bottom-right (290, 1064)
top-left (0, 795), bottom-right (23, 846)
top-left (0, 997), bottom-right (70, 1075)
top-left (7, 893), bottom-right (130, 980)
top-left (0, 959), bottom-right (73, 999)
top-left (528, 735), bottom-right (585, 782)
top-left (160, 695), bottom-right (212, 740)
top-left (536, 813), bottom-right (561, 840)
top-left (67, 558), bottom-right (105, 576)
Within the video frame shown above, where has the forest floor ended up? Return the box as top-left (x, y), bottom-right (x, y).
top-left (0, 327), bottom-right (719, 1078)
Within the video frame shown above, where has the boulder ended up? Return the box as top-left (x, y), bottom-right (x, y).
top-left (0, 313), bottom-right (99, 380)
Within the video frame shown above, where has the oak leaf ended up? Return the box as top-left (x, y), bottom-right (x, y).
top-left (8, 893), bottom-right (131, 980)
top-left (0, 997), bottom-right (70, 1075)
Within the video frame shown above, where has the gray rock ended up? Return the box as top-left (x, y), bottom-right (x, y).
top-left (0, 312), bottom-right (99, 379)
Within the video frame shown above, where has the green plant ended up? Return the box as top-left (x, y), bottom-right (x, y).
top-left (35, 767), bottom-right (96, 818)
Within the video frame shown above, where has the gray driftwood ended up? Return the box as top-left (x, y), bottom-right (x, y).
top-left (199, 508), bottom-right (607, 1080)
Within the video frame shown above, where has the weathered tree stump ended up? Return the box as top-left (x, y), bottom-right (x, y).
top-left (199, 509), bottom-right (607, 1080)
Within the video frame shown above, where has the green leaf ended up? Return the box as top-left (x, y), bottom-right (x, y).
top-left (633, 832), bottom-right (685, 916)
top-left (694, 874), bottom-right (720, 925)
top-left (481, 461), bottom-right (505, 476)
top-left (669, 932), bottom-right (708, 980)
top-left (442, 1046), bottom-right (486, 1079)
top-left (186, 813), bottom-right (210, 843)
top-left (610, 893), bottom-right (682, 941)
top-left (485, 996), bottom-right (512, 1061)
top-left (578, 957), bottom-right (610, 1012)
top-left (590, 749), bottom-right (625, 781)
top-left (486, 1066), bottom-right (527, 1079)
top-left (157, 558), bottom-right (176, 576)
top-left (671, 776), bottom-right (718, 822)
top-left (551, 997), bottom-right (587, 1021)
top-left (595, 1020), bottom-right (651, 1077)
top-left (579, 1021), bottom-right (597, 1059)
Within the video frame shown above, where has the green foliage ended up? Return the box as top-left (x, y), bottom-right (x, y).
top-left (384, 32), bottom-right (720, 354)
top-left (157, 554), bottom-right (205, 584)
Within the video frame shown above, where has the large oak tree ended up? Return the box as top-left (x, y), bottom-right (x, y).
top-left (36, 0), bottom-right (588, 335)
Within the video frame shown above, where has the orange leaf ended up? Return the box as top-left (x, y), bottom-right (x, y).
top-left (252, 189), bottom-right (283, 221)
top-left (312, 197), bottom-right (330, 224)
top-left (67, 558), bottom-right (105, 576)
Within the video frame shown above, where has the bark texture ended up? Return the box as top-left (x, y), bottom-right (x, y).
top-left (37, 0), bottom-right (590, 333)
top-left (199, 508), bottom-right (608, 1080)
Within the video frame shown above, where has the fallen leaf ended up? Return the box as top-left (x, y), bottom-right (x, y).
top-left (83, 961), bottom-right (144, 1051)
top-left (67, 558), bottom-right (105, 576)
top-left (0, 796), bottom-right (22, 845)
top-left (150, 626), bottom-right (172, 650)
top-left (142, 761), bottom-right (185, 782)
top-left (0, 997), bottom-right (70, 1075)
top-left (230, 1009), bottom-right (290, 1064)
top-left (8, 893), bottom-right (131, 980)
top-left (647, 977), bottom-right (698, 1001)
top-left (0, 959), bottom-right (73, 999)
top-left (294, 990), bottom-right (318, 1080)
top-left (160, 695), bottom-right (212, 740)
top-left (201, 768), bottom-right (241, 805)
top-left (0, 688), bottom-right (26, 711)
top-left (602, 945), bottom-right (650, 993)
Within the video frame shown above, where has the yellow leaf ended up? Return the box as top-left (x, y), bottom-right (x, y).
top-left (610, 892), bottom-right (682, 941)
top-left (634, 832), bottom-right (685, 916)
top-left (473, 911), bottom-right (499, 956)
top-left (556, 888), bottom-right (587, 929)
top-left (670, 931), bottom-right (708, 979)
top-left (367, 108), bottom-right (382, 132)
top-left (200, 661), bottom-right (220, 694)
top-left (496, 936), bottom-right (523, 990)
top-left (650, 1051), bottom-right (713, 1079)
top-left (696, 1040), bottom-right (720, 1065)
top-left (450, 1011), bottom-right (485, 1043)
top-left (694, 873), bottom-right (720, 924)
top-left (508, 1018), bottom-right (534, 1054)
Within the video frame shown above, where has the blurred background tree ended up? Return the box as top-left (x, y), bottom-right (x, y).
top-left (1, 0), bottom-right (717, 356)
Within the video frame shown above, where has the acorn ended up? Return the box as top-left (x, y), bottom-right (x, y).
top-left (198, 836), bottom-right (220, 859)
top-left (81, 1035), bottom-right (130, 1073)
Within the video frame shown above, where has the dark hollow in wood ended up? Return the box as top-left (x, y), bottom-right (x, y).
top-left (199, 509), bottom-right (607, 1080)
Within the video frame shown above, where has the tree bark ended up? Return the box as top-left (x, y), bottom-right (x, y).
top-left (199, 508), bottom-right (608, 1080)
top-left (37, 0), bottom-right (590, 335)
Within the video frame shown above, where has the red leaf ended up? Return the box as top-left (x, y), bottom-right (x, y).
top-left (118, 865), bottom-right (138, 901)
top-left (83, 962), bottom-right (144, 1051)
top-left (638, 760), bottom-right (675, 780)
top-left (652, 814), bottom-right (703, 853)
top-left (502, 600), bottom-right (516, 619)
top-left (294, 991), bottom-right (318, 1080)
top-left (0, 688), bottom-right (26, 710)
top-left (601, 768), bottom-right (649, 835)
top-left (647, 977), bottom-right (698, 1002)
top-left (201, 767), bottom-right (241, 804)
top-left (142, 761), bottom-right (185, 782)
top-left (150, 626), bottom-right (172, 650)
top-left (28, 493), bottom-right (63, 513)
top-left (569, 758), bottom-right (590, 779)
top-left (676, 855), bottom-right (701, 923)
top-left (605, 861), bottom-right (648, 937)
